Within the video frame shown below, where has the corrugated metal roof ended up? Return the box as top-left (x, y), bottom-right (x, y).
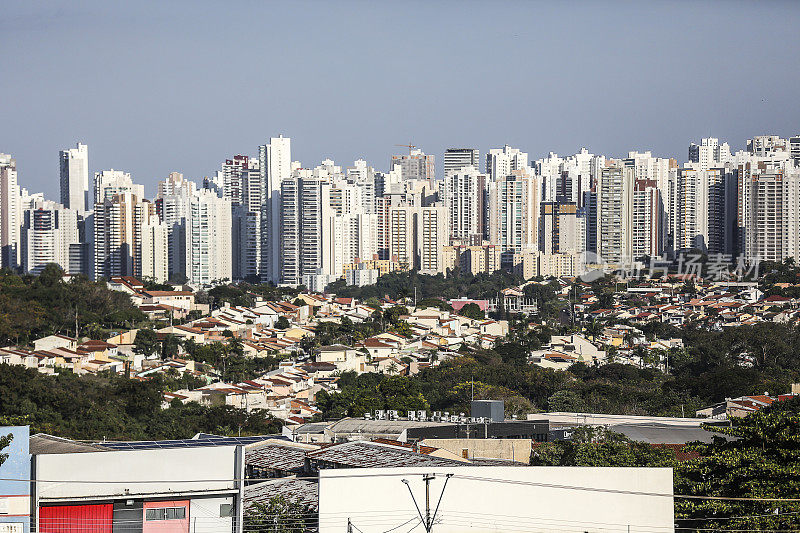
top-left (610, 423), bottom-right (729, 444)
top-left (245, 478), bottom-right (319, 512)
top-left (326, 418), bottom-right (450, 435)
top-left (246, 443), bottom-right (313, 471)
top-left (307, 441), bottom-right (466, 468)
top-left (30, 434), bottom-right (108, 455)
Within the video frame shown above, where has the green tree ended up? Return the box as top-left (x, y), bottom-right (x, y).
top-left (0, 432), bottom-right (11, 467)
top-left (547, 390), bottom-right (587, 412)
top-left (458, 303), bottom-right (485, 320)
top-left (675, 397), bottom-right (800, 531)
top-left (244, 496), bottom-right (314, 532)
top-left (531, 426), bottom-right (675, 467)
top-left (275, 316), bottom-right (290, 330)
top-left (133, 328), bottom-right (159, 357)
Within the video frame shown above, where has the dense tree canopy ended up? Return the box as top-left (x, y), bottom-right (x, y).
top-left (0, 265), bottom-right (147, 345)
top-left (675, 397), bottom-right (800, 531)
top-left (325, 269), bottom-right (524, 302)
top-left (0, 364), bottom-right (281, 440)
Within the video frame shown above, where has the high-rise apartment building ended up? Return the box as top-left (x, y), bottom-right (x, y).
top-left (443, 166), bottom-right (486, 244)
top-left (535, 149), bottom-right (604, 205)
top-left (390, 149), bottom-right (435, 185)
top-left (688, 138), bottom-right (732, 170)
top-left (134, 200), bottom-right (168, 283)
top-left (93, 192), bottom-right (136, 280)
top-left (790, 135), bottom-right (800, 165)
top-left (279, 174), bottom-right (335, 286)
top-left (259, 135), bottom-right (291, 284)
top-left (486, 145), bottom-right (528, 182)
top-left (747, 135), bottom-right (789, 157)
top-left (158, 173), bottom-right (197, 282)
top-left (20, 200), bottom-right (79, 274)
top-left (0, 154), bottom-right (21, 269)
top-left (487, 170), bottom-right (540, 253)
top-left (185, 190), bottom-right (232, 286)
top-left (631, 180), bottom-right (665, 259)
top-left (416, 204), bottom-right (448, 274)
top-left (158, 172), bottom-right (196, 199)
top-left (673, 168), bottom-right (733, 254)
top-left (539, 202), bottom-right (579, 255)
top-left (596, 165), bottom-right (635, 265)
top-left (94, 170), bottom-right (145, 205)
top-left (60, 143), bottom-right (89, 214)
top-left (444, 148), bottom-right (480, 178)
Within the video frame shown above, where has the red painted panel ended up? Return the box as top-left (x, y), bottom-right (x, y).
top-left (142, 500), bottom-right (189, 533)
top-left (40, 503), bottom-right (113, 533)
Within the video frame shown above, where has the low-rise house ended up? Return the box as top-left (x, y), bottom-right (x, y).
top-left (33, 334), bottom-right (77, 352)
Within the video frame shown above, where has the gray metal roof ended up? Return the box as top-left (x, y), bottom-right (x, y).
top-left (29, 434), bottom-right (108, 455)
top-left (307, 441), bottom-right (466, 468)
top-left (325, 418), bottom-right (450, 436)
top-left (610, 423), bottom-right (729, 444)
top-left (245, 478), bottom-right (319, 512)
top-left (246, 443), bottom-right (312, 471)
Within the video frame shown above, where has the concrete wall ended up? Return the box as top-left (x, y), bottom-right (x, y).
top-left (318, 466), bottom-right (674, 533)
top-left (420, 438), bottom-right (531, 462)
top-left (36, 446), bottom-right (238, 501)
top-left (189, 496), bottom-right (234, 532)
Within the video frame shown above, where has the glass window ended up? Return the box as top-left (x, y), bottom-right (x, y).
top-left (146, 507), bottom-right (185, 521)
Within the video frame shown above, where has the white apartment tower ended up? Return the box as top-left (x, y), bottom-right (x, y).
top-left (631, 180), bottom-right (665, 259)
top-left (487, 170), bottom-right (540, 252)
top-left (259, 135), bottom-right (291, 283)
top-left (157, 172), bottom-right (196, 199)
top-left (279, 174), bottom-right (334, 286)
top-left (0, 154), bottom-right (21, 269)
top-left (416, 204), bottom-right (448, 274)
top-left (486, 145), bottom-right (528, 182)
top-left (94, 170), bottom-right (145, 205)
top-left (134, 200), bottom-right (168, 283)
top-left (59, 143), bottom-right (89, 214)
top-left (443, 166), bottom-right (486, 244)
top-left (185, 190), bottom-right (232, 286)
top-left (596, 165), bottom-right (635, 265)
top-left (444, 148), bottom-right (480, 178)
top-left (20, 200), bottom-right (79, 275)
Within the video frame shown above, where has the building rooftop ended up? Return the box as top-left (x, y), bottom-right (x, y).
top-left (307, 441), bottom-right (467, 468)
top-left (30, 434), bottom-right (107, 455)
top-left (245, 478), bottom-right (319, 512)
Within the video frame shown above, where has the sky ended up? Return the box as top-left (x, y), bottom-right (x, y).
top-left (2, 0), bottom-right (800, 197)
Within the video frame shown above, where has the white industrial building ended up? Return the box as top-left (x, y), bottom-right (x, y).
top-left (318, 466), bottom-right (674, 533)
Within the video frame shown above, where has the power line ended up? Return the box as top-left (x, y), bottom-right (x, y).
top-left (6, 470), bottom-right (800, 502)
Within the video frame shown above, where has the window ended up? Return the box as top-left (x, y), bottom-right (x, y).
top-left (146, 507), bottom-right (186, 521)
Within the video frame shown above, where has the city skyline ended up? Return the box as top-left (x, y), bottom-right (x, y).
top-left (2, 0), bottom-right (800, 193)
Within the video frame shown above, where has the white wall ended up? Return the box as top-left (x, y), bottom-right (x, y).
top-left (189, 495), bottom-right (234, 533)
top-left (36, 446), bottom-right (238, 501)
top-left (318, 466), bottom-right (673, 533)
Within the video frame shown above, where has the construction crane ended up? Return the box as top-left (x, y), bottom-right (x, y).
top-left (395, 143), bottom-right (417, 154)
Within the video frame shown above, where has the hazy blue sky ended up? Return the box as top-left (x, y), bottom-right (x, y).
top-left (3, 0), bottom-right (799, 196)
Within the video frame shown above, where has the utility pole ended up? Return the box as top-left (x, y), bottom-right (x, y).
top-left (402, 473), bottom-right (453, 533)
top-left (424, 474), bottom-right (432, 530)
